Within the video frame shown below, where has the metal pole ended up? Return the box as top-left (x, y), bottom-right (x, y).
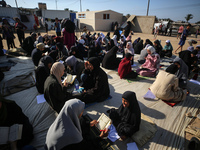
top-left (56, 0), bottom-right (57, 10)
top-left (80, 0), bottom-right (82, 12)
top-left (15, 0), bottom-right (18, 8)
top-left (146, 0), bottom-right (150, 16)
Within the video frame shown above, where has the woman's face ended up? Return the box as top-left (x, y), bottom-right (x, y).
top-left (166, 42), bottom-right (169, 45)
top-left (174, 62), bottom-right (180, 68)
top-left (154, 42), bottom-right (157, 46)
top-left (122, 98), bottom-right (129, 108)
top-left (126, 43), bottom-right (130, 49)
top-left (48, 63), bottom-right (52, 70)
top-left (147, 49), bottom-right (151, 54)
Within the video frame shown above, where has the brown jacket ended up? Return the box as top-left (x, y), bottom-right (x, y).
top-left (150, 70), bottom-right (187, 102)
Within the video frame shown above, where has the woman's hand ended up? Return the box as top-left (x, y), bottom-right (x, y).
top-left (90, 120), bottom-right (99, 127)
top-left (63, 81), bottom-right (69, 87)
top-left (99, 129), bottom-right (109, 139)
top-left (84, 61), bottom-right (90, 69)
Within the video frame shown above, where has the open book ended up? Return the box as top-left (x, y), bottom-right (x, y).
top-left (0, 124), bottom-right (23, 145)
top-left (62, 74), bottom-right (77, 84)
top-left (96, 113), bottom-right (111, 130)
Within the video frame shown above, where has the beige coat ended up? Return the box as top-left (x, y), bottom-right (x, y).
top-left (150, 70), bottom-right (187, 102)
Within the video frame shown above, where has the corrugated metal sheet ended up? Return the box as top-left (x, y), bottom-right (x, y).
top-left (0, 7), bottom-right (20, 18)
top-left (41, 10), bottom-right (70, 20)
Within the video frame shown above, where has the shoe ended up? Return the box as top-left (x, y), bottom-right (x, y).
top-left (188, 137), bottom-right (200, 150)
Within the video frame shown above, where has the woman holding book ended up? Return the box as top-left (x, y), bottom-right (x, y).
top-left (107, 91), bottom-right (141, 140)
top-left (45, 99), bottom-right (109, 150)
top-left (44, 62), bottom-right (71, 113)
top-left (65, 55), bottom-right (85, 82)
top-left (0, 95), bottom-right (34, 149)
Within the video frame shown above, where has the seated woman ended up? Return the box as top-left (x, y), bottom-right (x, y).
top-left (44, 62), bottom-right (71, 113)
top-left (78, 57), bottom-right (110, 103)
top-left (162, 40), bottom-right (173, 57)
top-left (124, 42), bottom-right (134, 55)
top-left (153, 40), bottom-right (163, 58)
top-left (173, 57), bottom-right (188, 89)
top-left (138, 44), bottom-right (151, 64)
top-left (107, 91), bottom-right (141, 140)
top-left (35, 56), bottom-right (54, 94)
top-left (0, 95), bottom-right (34, 149)
top-left (106, 39), bottom-right (115, 52)
top-left (143, 39), bottom-right (153, 48)
top-left (118, 53), bottom-right (138, 79)
top-left (45, 99), bottom-right (108, 150)
top-left (150, 64), bottom-right (187, 102)
top-left (65, 55), bottom-right (85, 82)
top-left (102, 46), bottom-right (121, 70)
top-left (31, 43), bottom-right (45, 66)
top-left (136, 46), bottom-right (160, 77)
top-left (134, 39), bottom-right (143, 54)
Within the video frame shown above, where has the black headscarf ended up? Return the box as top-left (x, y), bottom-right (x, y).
top-left (154, 40), bottom-right (162, 54)
top-left (118, 91), bottom-right (141, 123)
top-left (64, 20), bottom-right (75, 33)
top-left (88, 57), bottom-right (100, 72)
top-left (38, 56), bottom-right (54, 74)
top-left (166, 64), bottom-right (179, 74)
top-left (134, 39), bottom-right (143, 54)
top-left (125, 53), bottom-right (133, 59)
top-left (102, 46), bottom-right (119, 69)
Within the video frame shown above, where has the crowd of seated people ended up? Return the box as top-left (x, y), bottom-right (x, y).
top-left (1, 18), bottom-right (200, 150)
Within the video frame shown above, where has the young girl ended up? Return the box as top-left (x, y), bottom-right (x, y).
top-left (107, 91), bottom-right (141, 140)
top-left (136, 46), bottom-right (160, 77)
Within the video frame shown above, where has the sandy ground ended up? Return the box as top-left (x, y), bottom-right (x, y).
top-left (2, 29), bottom-right (200, 54)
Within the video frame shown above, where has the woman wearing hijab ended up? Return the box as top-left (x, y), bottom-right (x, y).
top-left (65, 56), bottom-right (85, 82)
top-left (31, 43), bottom-right (45, 66)
top-left (0, 95), bottom-right (34, 149)
top-left (102, 46), bottom-right (121, 70)
top-left (134, 39), bottom-right (143, 54)
top-left (132, 37), bottom-right (140, 47)
top-left (173, 57), bottom-right (188, 88)
top-left (124, 42), bottom-right (134, 55)
top-left (162, 40), bottom-right (173, 57)
top-left (124, 21), bottom-right (131, 38)
top-left (106, 32), bottom-right (111, 41)
top-left (35, 56), bottom-right (54, 94)
top-left (179, 50), bottom-right (198, 75)
top-left (107, 91), bottom-right (141, 140)
top-left (62, 19), bottom-right (76, 50)
top-left (112, 35), bottom-right (118, 46)
top-left (118, 53), bottom-right (138, 79)
top-left (45, 99), bottom-right (108, 150)
top-left (143, 39), bottom-right (153, 48)
top-left (106, 39), bottom-right (115, 52)
top-left (78, 57), bottom-right (110, 103)
top-left (22, 32), bottom-right (37, 56)
top-left (138, 44), bottom-right (150, 64)
top-left (44, 62), bottom-right (71, 113)
top-left (150, 64), bottom-right (187, 102)
top-left (137, 46), bottom-right (160, 77)
top-left (153, 40), bottom-right (163, 58)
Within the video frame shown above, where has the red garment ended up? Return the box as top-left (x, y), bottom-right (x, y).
top-left (63, 28), bottom-right (75, 50)
top-left (118, 57), bottom-right (131, 79)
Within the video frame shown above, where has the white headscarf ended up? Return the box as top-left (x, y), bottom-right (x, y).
top-left (45, 99), bottom-right (85, 150)
top-left (112, 35), bottom-right (118, 46)
top-left (125, 42), bottom-right (134, 55)
top-left (50, 62), bottom-right (65, 86)
top-left (147, 46), bottom-right (156, 54)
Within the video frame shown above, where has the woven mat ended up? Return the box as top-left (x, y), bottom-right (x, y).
top-left (131, 113), bottom-right (157, 147)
